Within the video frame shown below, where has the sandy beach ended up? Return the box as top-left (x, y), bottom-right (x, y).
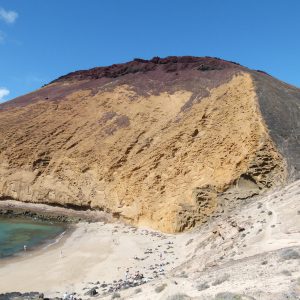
top-left (0, 220), bottom-right (184, 299)
top-left (0, 180), bottom-right (300, 300)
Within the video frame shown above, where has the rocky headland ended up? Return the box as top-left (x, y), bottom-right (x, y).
top-left (0, 56), bottom-right (299, 232)
top-left (0, 56), bottom-right (300, 299)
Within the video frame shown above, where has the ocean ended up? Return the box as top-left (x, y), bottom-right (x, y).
top-left (0, 216), bottom-right (65, 258)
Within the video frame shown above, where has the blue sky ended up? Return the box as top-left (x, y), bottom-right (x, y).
top-left (0, 0), bottom-right (299, 102)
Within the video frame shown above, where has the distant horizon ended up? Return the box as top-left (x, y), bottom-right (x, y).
top-left (1, 0), bottom-right (300, 102)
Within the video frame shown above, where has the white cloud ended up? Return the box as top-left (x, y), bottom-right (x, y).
top-left (0, 7), bottom-right (18, 24)
top-left (0, 87), bottom-right (10, 102)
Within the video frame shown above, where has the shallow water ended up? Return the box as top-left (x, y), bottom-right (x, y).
top-left (0, 216), bottom-right (65, 258)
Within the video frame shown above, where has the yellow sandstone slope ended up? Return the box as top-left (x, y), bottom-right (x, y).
top-left (0, 71), bottom-right (286, 232)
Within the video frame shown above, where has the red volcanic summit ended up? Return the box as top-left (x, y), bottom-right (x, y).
top-left (52, 56), bottom-right (243, 82)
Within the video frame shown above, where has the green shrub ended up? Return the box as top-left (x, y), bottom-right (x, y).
top-left (196, 282), bottom-right (210, 291)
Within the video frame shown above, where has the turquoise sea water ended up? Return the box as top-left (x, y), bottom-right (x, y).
top-left (0, 217), bottom-right (65, 258)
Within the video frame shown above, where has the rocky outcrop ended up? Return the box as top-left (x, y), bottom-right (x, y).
top-left (0, 292), bottom-right (46, 300)
top-left (0, 56), bottom-right (298, 232)
top-left (251, 71), bottom-right (300, 180)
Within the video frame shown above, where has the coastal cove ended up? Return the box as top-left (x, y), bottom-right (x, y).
top-left (0, 199), bottom-right (114, 262)
top-left (0, 216), bottom-right (66, 259)
top-left (0, 181), bottom-right (299, 299)
top-left (0, 0), bottom-right (299, 298)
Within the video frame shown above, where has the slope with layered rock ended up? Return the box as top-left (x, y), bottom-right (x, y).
top-left (0, 56), bottom-right (299, 232)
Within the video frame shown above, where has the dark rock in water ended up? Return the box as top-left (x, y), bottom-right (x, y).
top-left (0, 292), bottom-right (53, 300)
top-left (0, 208), bottom-right (83, 224)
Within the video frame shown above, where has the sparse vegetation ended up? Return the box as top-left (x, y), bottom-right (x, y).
top-left (280, 249), bottom-right (300, 260)
top-left (155, 283), bottom-right (167, 293)
top-left (166, 293), bottom-right (191, 300)
top-left (111, 292), bottom-right (121, 299)
top-left (212, 274), bottom-right (230, 286)
top-left (196, 282), bottom-right (210, 291)
top-left (185, 238), bottom-right (193, 246)
top-left (281, 270), bottom-right (292, 276)
top-left (178, 271), bottom-right (188, 278)
top-left (214, 292), bottom-right (256, 299)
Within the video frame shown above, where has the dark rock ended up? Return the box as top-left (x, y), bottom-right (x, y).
top-left (0, 292), bottom-right (45, 300)
top-left (252, 71), bottom-right (300, 180)
top-left (84, 287), bottom-right (98, 296)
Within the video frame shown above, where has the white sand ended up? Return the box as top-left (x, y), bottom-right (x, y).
top-left (0, 221), bottom-right (181, 298)
top-left (0, 180), bottom-right (300, 299)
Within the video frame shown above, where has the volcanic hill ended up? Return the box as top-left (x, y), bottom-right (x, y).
top-left (0, 56), bottom-right (299, 232)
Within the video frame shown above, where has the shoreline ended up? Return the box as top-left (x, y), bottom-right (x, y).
top-left (0, 199), bottom-right (114, 224)
top-left (0, 219), bottom-right (74, 267)
top-left (0, 181), bottom-right (299, 299)
top-left (0, 220), bottom-right (183, 299)
top-left (0, 198), bottom-right (113, 268)
top-left (0, 199), bottom-right (184, 298)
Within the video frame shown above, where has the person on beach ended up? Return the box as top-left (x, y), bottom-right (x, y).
top-left (159, 264), bottom-right (164, 273)
top-left (23, 245), bottom-right (27, 252)
top-left (125, 268), bottom-right (129, 281)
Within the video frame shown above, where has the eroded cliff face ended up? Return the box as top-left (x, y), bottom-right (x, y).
top-left (0, 57), bottom-right (294, 232)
